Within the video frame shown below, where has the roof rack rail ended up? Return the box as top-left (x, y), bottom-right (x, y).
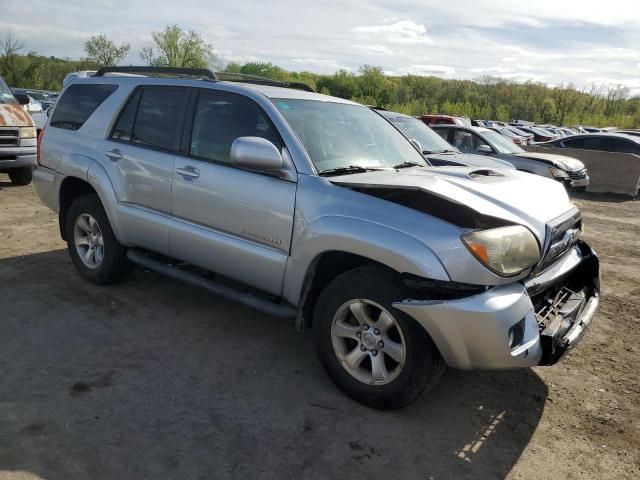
top-left (213, 72), bottom-right (315, 92)
top-left (93, 66), bottom-right (315, 93)
top-left (95, 66), bottom-right (217, 80)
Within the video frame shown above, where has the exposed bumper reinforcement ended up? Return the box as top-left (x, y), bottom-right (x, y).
top-left (394, 241), bottom-right (599, 370)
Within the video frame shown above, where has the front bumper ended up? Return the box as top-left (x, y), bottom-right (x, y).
top-left (394, 241), bottom-right (599, 370)
top-left (0, 145), bottom-right (37, 171)
top-left (568, 175), bottom-right (589, 188)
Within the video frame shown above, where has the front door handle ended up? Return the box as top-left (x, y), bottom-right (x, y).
top-left (105, 149), bottom-right (123, 161)
top-left (176, 166), bottom-right (200, 179)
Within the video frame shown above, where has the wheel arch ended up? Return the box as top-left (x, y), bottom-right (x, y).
top-left (294, 250), bottom-right (401, 331)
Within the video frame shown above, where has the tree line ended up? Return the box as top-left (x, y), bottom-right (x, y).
top-left (1, 27), bottom-right (638, 128)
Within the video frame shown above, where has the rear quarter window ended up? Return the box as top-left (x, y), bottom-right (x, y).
top-left (50, 84), bottom-right (118, 131)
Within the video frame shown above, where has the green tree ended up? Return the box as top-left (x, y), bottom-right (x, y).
top-left (140, 24), bottom-right (220, 69)
top-left (0, 31), bottom-right (25, 86)
top-left (83, 34), bottom-right (130, 67)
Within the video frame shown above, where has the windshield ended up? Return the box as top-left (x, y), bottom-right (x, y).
top-left (274, 99), bottom-right (428, 172)
top-left (385, 115), bottom-right (457, 154)
top-left (483, 130), bottom-right (524, 154)
top-left (0, 77), bottom-right (16, 104)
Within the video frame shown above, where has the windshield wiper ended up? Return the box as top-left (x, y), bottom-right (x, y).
top-left (317, 165), bottom-right (387, 177)
top-left (392, 161), bottom-right (424, 169)
top-left (424, 149), bottom-right (457, 154)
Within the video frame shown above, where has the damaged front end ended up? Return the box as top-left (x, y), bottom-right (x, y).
top-left (527, 241), bottom-right (600, 365)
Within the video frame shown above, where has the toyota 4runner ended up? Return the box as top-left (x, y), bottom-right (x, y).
top-left (33, 67), bottom-right (600, 409)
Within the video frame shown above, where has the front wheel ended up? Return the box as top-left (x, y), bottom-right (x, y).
top-left (8, 167), bottom-right (32, 186)
top-left (313, 266), bottom-right (445, 410)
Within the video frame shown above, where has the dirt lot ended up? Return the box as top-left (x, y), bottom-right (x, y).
top-left (0, 176), bottom-right (638, 480)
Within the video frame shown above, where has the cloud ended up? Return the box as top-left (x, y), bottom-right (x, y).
top-left (388, 64), bottom-right (455, 76)
top-left (1, 0), bottom-right (639, 94)
top-left (469, 66), bottom-right (512, 74)
top-left (354, 44), bottom-right (395, 55)
top-left (292, 58), bottom-right (350, 70)
top-left (352, 20), bottom-right (433, 45)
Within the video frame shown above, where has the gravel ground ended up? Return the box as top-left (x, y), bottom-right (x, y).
top-left (0, 177), bottom-right (638, 480)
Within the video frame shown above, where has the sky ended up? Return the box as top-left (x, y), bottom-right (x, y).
top-left (2, 0), bottom-right (640, 94)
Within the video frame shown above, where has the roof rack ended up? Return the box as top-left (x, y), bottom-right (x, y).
top-left (93, 66), bottom-right (315, 92)
top-left (95, 66), bottom-right (217, 80)
top-left (213, 72), bottom-right (315, 92)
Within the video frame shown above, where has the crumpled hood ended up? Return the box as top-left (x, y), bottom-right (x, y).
top-left (0, 103), bottom-right (33, 127)
top-left (330, 166), bottom-right (573, 241)
top-left (514, 151), bottom-right (584, 171)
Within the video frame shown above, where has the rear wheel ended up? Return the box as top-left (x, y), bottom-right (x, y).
top-left (313, 266), bottom-right (445, 410)
top-left (8, 167), bottom-right (32, 186)
top-left (65, 194), bottom-right (131, 285)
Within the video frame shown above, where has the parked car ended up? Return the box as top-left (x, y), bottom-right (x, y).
top-left (419, 114), bottom-right (472, 127)
top-left (487, 126), bottom-right (529, 145)
top-left (504, 125), bottom-right (534, 144)
top-left (0, 76), bottom-right (37, 185)
top-left (375, 109), bottom-right (515, 170)
top-left (544, 133), bottom-right (640, 154)
top-left (34, 67), bottom-right (600, 410)
top-left (511, 125), bottom-right (557, 142)
top-left (24, 90), bottom-right (56, 110)
top-left (432, 125), bottom-right (589, 188)
top-left (12, 92), bottom-right (43, 114)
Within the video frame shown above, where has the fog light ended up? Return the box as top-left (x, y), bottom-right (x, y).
top-left (508, 318), bottom-right (526, 350)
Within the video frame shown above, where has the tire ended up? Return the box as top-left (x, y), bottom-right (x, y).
top-left (313, 266), bottom-right (445, 410)
top-left (65, 194), bottom-right (131, 285)
top-left (8, 167), bottom-right (32, 186)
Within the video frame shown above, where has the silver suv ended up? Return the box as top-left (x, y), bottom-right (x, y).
top-left (34, 67), bottom-right (600, 409)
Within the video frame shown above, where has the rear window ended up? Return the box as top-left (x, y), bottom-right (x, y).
top-left (110, 87), bottom-right (189, 151)
top-left (50, 84), bottom-right (117, 131)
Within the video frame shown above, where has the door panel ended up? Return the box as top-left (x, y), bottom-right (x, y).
top-left (170, 159), bottom-right (296, 295)
top-left (100, 86), bottom-right (189, 254)
top-left (169, 90), bottom-right (296, 295)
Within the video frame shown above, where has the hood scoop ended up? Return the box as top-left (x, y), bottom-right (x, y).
top-left (468, 169), bottom-right (504, 179)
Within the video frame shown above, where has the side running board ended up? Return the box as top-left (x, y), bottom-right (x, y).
top-left (126, 249), bottom-right (297, 319)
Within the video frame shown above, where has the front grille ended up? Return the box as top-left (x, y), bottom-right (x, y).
top-left (568, 168), bottom-right (587, 180)
top-left (0, 127), bottom-right (19, 147)
top-left (534, 210), bottom-right (582, 274)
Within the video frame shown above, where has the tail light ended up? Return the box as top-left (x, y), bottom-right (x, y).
top-left (37, 126), bottom-right (45, 165)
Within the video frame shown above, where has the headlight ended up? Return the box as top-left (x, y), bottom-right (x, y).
top-left (549, 167), bottom-right (568, 178)
top-left (19, 127), bottom-right (37, 139)
top-left (462, 225), bottom-right (541, 276)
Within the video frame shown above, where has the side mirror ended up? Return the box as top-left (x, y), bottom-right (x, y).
top-left (409, 138), bottom-right (422, 152)
top-left (14, 93), bottom-right (30, 106)
top-left (231, 136), bottom-right (283, 172)
top-left (477, 144), bottom-right (493, 154)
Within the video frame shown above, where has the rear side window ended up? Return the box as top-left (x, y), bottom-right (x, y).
top-left (111, 87), bottom-right (189, 151)
top-left (562, 138), bottom-right (584, 148)
top-left (613, 138), bottom-right (640, 154)
top-left (189, 92), bottom-right (281, 164)
top-left (50, 84), bottom-right (117, 131)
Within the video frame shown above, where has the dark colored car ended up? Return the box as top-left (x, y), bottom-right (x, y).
top-left (376, 109), bottom-right (515, 170)
top-left (545, 133), bottom-right (640, 154)
top-left (432, 125), bottom-right (589, 189)
top-left (512, 125), bottom-right (558, 142)
top-left (419, 114), bottom-right (472, 127)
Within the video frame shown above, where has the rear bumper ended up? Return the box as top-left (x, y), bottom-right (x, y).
top-left (394, 241), bottom-right (599, 370)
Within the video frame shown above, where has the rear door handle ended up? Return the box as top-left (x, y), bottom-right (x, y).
top-left (105, 149), bottom-right (123, 161)
top-left (176, 166), bottom-right (200, 179)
